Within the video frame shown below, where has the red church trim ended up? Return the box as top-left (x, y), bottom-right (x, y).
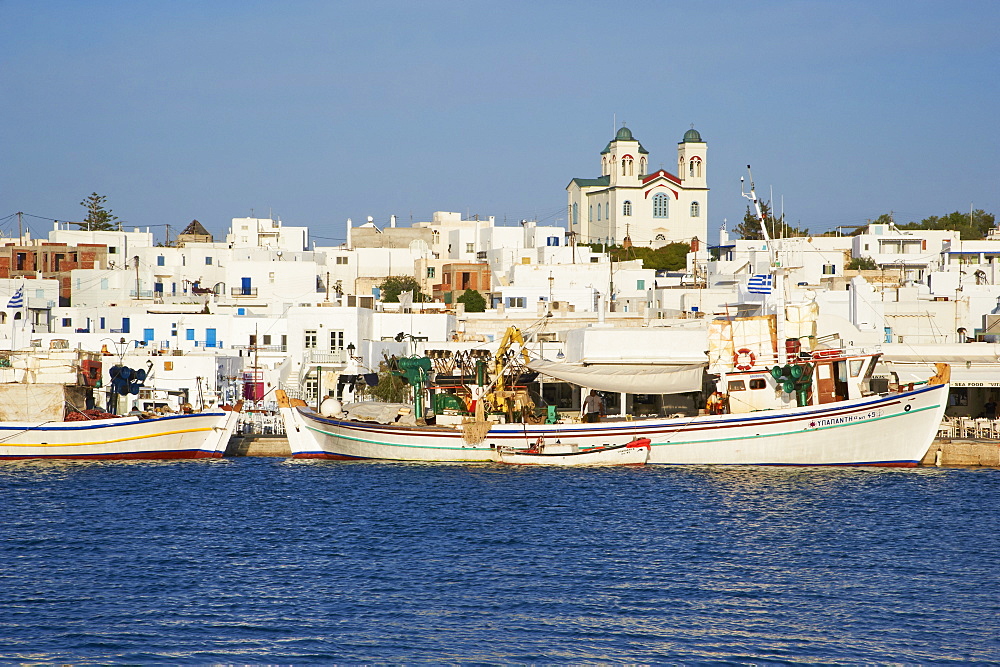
top-left (641, 169), bottom-right (681, 186)
top-left (644, 184), bottom-right (679, 199)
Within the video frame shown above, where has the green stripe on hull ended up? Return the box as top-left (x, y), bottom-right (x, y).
top-left (650, 403), bottom-right (940, 448)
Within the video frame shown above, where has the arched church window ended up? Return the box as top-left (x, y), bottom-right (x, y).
top-left (605, 203), bottom-right (609, 219)
top-left (690, 201), bottom-right (700, 217)
top-left (623, 201), bottom-right (632, 216)
top-left (572, 203), bottom-right (578, 225)
top-left (597, 204), bottom-right (601, 221)
top-left (589, 205), bottom-right (593, 222)
top-left (653, 193), bottom-right (669, 218)
top-left (639, 157), bottom-right (646, 175)
top-left (689, 157), bottom-right (702, 178)
top-left (602, 157), bottom-right (607, 175)
top-left (622, 158), bottom-right (626, 176)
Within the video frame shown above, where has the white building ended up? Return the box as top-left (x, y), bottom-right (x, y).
top-left (226, 217), bottom-right (309, 252)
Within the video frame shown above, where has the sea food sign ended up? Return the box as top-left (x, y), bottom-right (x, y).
top-left (952, 379), bottom-right (1000, 388)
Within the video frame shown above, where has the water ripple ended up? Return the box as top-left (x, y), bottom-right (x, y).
top-left (0, 460), bottom-right (997, 662)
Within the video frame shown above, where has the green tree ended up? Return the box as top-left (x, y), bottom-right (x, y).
top-left (584, 242), bottom-right (691, 271)
top-left (896, 209), bottom-right (995, 240)
top-left (457, 289), bottom-right (486, 312)
top-left (846, 256), bottom-right (878, 270)
top-left (79, 192), bottom-right (119, 231)
top-left (734, 200), bottom-right (808, 240)
top-left (378, 276), bottom-right (425, 303)
top-left (363, 356), bottom-right (410, 403)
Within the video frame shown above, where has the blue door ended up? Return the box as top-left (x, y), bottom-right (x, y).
top-left (206, 328), bottom-right (217, 348)
top-left (121, 317), bottom-right (130, 334)
top-left (241, 277), bottom-right (252, 295)
top-left (143, 328), bottom-right (154, 344)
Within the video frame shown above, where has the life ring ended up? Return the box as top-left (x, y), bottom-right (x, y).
top-left (733, 348), bottom-right (755, 371)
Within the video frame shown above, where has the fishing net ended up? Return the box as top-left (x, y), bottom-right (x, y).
top-left (462, 419), bottom-right (492, 444)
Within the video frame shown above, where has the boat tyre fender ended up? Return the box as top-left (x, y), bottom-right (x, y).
top-left (733, 348), bottom-right (755, 371)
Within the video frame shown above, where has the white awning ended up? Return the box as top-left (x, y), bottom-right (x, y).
top-left (527, 359), bottom-right (704, 394)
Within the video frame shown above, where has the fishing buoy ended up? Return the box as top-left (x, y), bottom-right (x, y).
top-left (320, 397), bottom-right (344, 418)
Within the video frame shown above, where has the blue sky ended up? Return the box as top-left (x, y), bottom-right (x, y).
top-left (2, 1), bottom-right (998, 245)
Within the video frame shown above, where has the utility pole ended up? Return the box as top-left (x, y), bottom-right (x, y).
top-left (17, 212), bottom-right (23, 245)
top-left (134, 256), bottom-right (140, 299)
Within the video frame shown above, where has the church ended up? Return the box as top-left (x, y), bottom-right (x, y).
top-left (567, 125), bottom-right (708, 248)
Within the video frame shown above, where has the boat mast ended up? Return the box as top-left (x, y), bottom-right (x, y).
top-left (742, 165), bottom-right (787, 365)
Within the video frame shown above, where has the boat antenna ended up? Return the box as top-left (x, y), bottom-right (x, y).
top-left (741, 164), bottom-right (787, 365)
top-left (741, 165), bottom-right (774, 264)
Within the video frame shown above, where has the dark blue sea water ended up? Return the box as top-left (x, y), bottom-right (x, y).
top-left (1, 459), bottom-right (998, 664)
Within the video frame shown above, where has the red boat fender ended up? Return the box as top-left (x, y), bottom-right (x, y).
top-left (626, 437), bottom-right (651, 449)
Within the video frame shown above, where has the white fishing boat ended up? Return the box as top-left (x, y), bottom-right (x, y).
top-left (497, 437), bottom-right (651, 466)
top-left (0, 347), bottom-right (242, 460)
top-left (277, 169), bottom-right (949, 466)
top-left (0, 409), bottom-right (243, 460)
top-left (278, 369), bottom-right (947, 466)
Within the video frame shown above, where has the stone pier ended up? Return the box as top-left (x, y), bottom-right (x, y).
top-left (225, 435), bottom-right (291, 457)
top-left (922, 439), bottom-right (1000, 467)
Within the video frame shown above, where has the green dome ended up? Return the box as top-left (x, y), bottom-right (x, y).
top-left (683, 127), bottom-right (703, 142)
top-left (615, 126), bottom-right (634, 141)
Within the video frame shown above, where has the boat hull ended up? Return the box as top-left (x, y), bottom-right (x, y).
top-left (0, 410), bottom-right (241, 460)
top-left (280, 384), bottom-right (947, 466)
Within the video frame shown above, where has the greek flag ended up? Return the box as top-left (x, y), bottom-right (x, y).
top-left (7, 286), bottom-right (23, 309)
top-left (747, 274), bottom-right (773, 294)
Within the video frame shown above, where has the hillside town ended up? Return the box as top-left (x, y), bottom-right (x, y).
top-left (3, 125), bottom-right (998, 436)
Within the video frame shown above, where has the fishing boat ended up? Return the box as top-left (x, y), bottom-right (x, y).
top-left (0, 409), bottom-right (243, 460)
top-left (277, 169), bottom-right (949, 466)
top-left (278, 367), bottom-right (947, 466)
top-left (497, 437), bottom-right (651, 466)
top-left (276, 315), bottom-right (949, 466)
top-left (0, 347), bottom-right (242, 460)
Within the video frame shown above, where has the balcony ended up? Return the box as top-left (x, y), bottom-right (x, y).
top-left (304, 349), bottom-right (348, 365)
top-left (233, 344), bottom-right (287, 353)
top-left (231, 287), bottom-right (259, 297)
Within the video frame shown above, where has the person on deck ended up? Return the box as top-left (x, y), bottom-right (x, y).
top-left (581, 390), bottom-right (605, 423)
